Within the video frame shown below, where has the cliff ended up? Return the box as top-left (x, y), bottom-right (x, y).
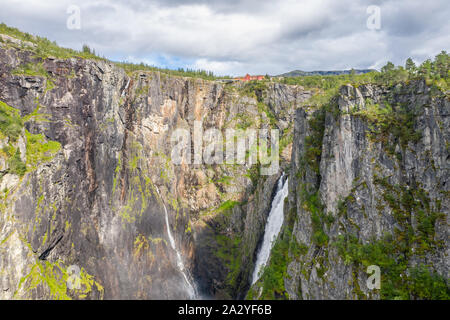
top-left (249, 81), bottom-right (449, 299)
top-left (0, 32), bottom-right (312, 299)
top-left (0, 29), bottom-right (448, 300)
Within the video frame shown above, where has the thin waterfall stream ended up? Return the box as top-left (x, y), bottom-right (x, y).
top-left (251, 173), bottom-right (289, 285)
top-left (155, 186), bottom-right (197, 299)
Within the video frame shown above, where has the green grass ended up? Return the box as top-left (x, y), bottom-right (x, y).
top-left (14, 259), bottom-right (104, 300)
top-left (0, 99), bottom-right (60, 177)
top-left (12, 62), bottom-right (50, 77)
top-left (25, 131), bottom-right (61, 169)
top-left (351, 100), bottom-right (422, 152)
top-left (8, 149), bottom-right (26, 176)
top-left (0, 23), bottom-right (101, 60)
top-left (0, 100), bottom-right (23, 141)
top-left (216, 200), bottom-right (240, 214)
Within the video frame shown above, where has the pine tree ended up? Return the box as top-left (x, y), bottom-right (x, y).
top-left (418, 59), bottom-right (432, 78)
top-left (82, 44), bottom-right (91, 54)
top-left (405, 58), bottom-right (416, 76)
top-left (433, 51), bottom-right (449, 79)
top-left (381, 61), bottom-right (395, 73)
top-left (380, 62), bottom-right (396, 83)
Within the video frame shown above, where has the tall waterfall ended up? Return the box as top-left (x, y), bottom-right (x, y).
top-left (251, 173), bottom-right (289, 285)
top-left (155, 186), bottom-right (197, 299)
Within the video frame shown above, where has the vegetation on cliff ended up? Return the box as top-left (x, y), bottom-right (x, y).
top-left (1, 22), bottom-right (448, 300)
top-left (250, 53), bottom-right (449, 300)
top-left (0, 100), bottom-right (60, 178)
top-left (0, 23), bottom-right (228, 80)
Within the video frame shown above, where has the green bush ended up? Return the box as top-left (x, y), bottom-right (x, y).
top-left (8, 149), bottom-right (26, 176)
top-left (25, 131), bottom-right (61, 169)
top-left (258, 232), bottom-right (290, 299)
top-left (335, 179), bottom-right (448, 299)
top-left (408, 265), bottom-right (450, 300)
top-left (0, 100), bottom-right (23, 141)
top-left (352, 100), bottom-right (422, 152)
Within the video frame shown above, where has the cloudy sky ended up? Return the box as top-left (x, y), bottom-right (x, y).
top-left (0, 0), bottom-right (449, 76)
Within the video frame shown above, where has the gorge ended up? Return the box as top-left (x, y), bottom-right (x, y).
top-left (0, 26), bottom-right (448, 300)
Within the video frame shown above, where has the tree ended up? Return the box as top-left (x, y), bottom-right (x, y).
top-left (379, 62), bottom-right (396, 84)
top-left (418, 59), bottom-right (432, 78)
top-left (395, 66), bottom-right (409, 82)
top-left (82, 44), bottom-right (91, 54)
top-left (350, 68), bottom-right (356, 82)
top-left (381, 61), bottom-right (395, 74)
top-left (377, 61), bottom-right (410, 85)
top-left (405, 58), bottom-right (416, 76)
top-left (433, 51), bottom-right (449, 79)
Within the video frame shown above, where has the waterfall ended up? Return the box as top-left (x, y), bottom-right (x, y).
top-left (155, 186), bottom-right (197, 299)
top-left (251, 173), bottom-right (289, 285)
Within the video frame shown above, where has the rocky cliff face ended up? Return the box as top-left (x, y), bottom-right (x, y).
top-left (249, 81), bottom-right (449, 299)
top-left (0, 36), bottom-right (313, 299)
top-left (1, 33), bottom-right (448, 301)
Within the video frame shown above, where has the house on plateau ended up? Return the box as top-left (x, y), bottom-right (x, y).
top-left (234, 74), bottom-right (265, 82)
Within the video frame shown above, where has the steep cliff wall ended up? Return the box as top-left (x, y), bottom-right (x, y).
top-left (0, 36), bottom-right (312, 299)
top-left (249, 81), bottom-right (449, 299)
top-left (1, 31), bottom-right (448, 301)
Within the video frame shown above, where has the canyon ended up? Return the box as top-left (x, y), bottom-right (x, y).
top-left (0, 31), bottom-right (448, 300)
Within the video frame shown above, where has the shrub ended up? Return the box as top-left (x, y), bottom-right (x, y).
top-left (8, 149), bottom-right (26, 176)
top-left (0, 100), bottom-right (23, 140)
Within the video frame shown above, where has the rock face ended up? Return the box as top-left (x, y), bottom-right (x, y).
top-left (0, 40), bottom-right (312, 299)
top-left (279, 82), bottom-right (449, 299)
top-left (1, 33), bottom-right (448, 301)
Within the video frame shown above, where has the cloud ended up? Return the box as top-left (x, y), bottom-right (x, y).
top-left (0, 0), bottom-right (448, 76)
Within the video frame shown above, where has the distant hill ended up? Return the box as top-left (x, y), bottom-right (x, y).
top-left (277, 69), bottom-right (375, 77)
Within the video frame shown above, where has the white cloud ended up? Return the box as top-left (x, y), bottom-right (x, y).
top-left (0, 0), bottom-right (448, 76)
top-left (188, 58), bottom-right (244, 75)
